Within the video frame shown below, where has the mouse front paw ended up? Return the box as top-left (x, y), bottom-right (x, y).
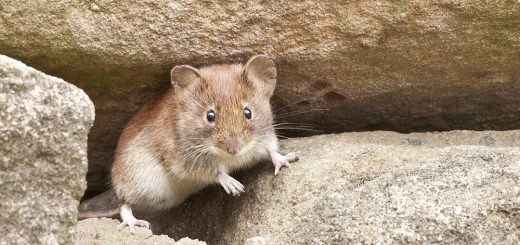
top-left (218, 172), bottom-right (245, 196)
top-left (271, 151), bottom-right (300, 176)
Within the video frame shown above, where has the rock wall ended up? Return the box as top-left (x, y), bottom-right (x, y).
top-left (1, 0), bottom-right (519, 194)
top-left (0, 55), bottom-right (95, 244)
top-left (78, 130), bottom-right (520, 244)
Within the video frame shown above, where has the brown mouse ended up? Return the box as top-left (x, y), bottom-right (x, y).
top-left (110, 55), bottom-right (298, 233)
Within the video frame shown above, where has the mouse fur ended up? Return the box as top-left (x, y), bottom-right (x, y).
top-left (107, 55), bottom-right (298, 233)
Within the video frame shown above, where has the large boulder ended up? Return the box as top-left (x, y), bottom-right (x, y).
top-left (219, 132), bottom-right (520, 244)
top-left (0, 55), bottom-right (94, 244)
top-left (79, 130), bottom-right (520, 244)
top-left (1, 1), bottom-right (519, 194)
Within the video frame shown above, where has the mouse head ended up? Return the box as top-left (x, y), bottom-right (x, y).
top-left (171, 55), bottom-right (276, 158)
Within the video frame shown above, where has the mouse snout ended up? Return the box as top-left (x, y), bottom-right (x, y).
top-left (226, 137), bottom-right (241, 155)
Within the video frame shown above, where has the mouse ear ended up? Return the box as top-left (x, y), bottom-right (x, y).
top-left (244, 55), bottom-right (277, 97)
top-left (170, 65), bottom-right (202, 92)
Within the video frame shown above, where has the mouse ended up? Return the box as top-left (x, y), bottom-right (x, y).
top-left (108, 55), bottom-right (299, 234)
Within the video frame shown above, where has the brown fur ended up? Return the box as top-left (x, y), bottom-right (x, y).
top-left (111, 89), bottom-right (178, 203)
top-left (110, 55), bottom-right (279, 209)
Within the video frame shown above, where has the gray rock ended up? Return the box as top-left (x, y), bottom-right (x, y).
top-left (79, 130), bottom-right (520, 244)
top-left (75, 218), bottom-right (206, 245)
top-left (0, 55), bottom-right (95, 244)
top-left (0, 0), bottom-right (518, 194)
top-left (219, 132), bottom-right (520, 244)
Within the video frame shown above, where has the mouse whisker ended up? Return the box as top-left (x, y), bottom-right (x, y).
top-left (275, 127), bottom-right (322, 133)
top-left (273, 122), bottom-right (321, 132)
top-left (275, 134), bottom-right (290, 139)
top-left (273, 122), bottom-right (318, 128)
top-left (274, 108), bottom-right (330, 119)
top-left (272, 99), bottom-right (313, 112)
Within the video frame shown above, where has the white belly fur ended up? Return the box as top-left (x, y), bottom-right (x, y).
top-left (116, 132), bottom-right (207, 210)
top-left (115, 132), bottom-right (277, 210)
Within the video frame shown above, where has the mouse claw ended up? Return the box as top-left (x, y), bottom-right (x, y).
top-left (274, 161), bottom-right (288, 176)
top-left (118, 204), bottom-right (151, 235)
top-left (271, 151), bottom-right (299, 176)
top-left (117, 221), bottom-right (128, 230)
top-left (284, 152), bottom-right (299, 162)
top-left (218, 172), bottom-right (245, 196)
top-left (118, 218), bottom-right (150, 235)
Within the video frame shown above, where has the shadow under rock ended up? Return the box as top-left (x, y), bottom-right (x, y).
top-left (79, 162), bottom-right (271, 244)
top-left (138, 186), bottom-right (226, 242)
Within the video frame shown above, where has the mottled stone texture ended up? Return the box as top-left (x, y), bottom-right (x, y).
top-left (0, 0), bottom-right (519, 194)
top-left (0, 55), bottom-right (94, 244)
top-left (219, 133), bottom-right (520, 244)
top-left (75, 218), bottom-right (206, 245)
top-left (79, 130), bottom-right (520, 244)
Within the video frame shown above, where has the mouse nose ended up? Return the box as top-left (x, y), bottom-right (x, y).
top-left (226, 138), bottom-right (240, 155)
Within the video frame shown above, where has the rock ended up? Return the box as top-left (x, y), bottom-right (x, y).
top-left (75, 218), bottom-right (206, 245)
top-left (80, 130), bottom-right (520, 244)
top-left (79, 186), bottom-right (227, 244)
top-left (0, 55), bottom-right (95, 244)
top-left (244, 236), bottom-right (275, 245)
top-left (1, 1), bottom-right (519, 194)
top-left (218, 131), bottom-right (520, 244)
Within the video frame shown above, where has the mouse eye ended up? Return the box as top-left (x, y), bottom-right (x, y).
top-left (206, 110), bottom-right (216, 123)
top-left (244, 107), bottom-right (252, 120)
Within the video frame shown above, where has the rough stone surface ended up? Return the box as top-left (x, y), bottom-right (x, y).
top-left (1, 1), bottom-right (519, 194)
top-left (80, 130), bottom-right (520, 244)
top-left (0, 55), bottom-right (95, 244)
top-left (219, 134), bottom-right (520, 244)
top-left (75, 218), bottom-right (206, 245)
